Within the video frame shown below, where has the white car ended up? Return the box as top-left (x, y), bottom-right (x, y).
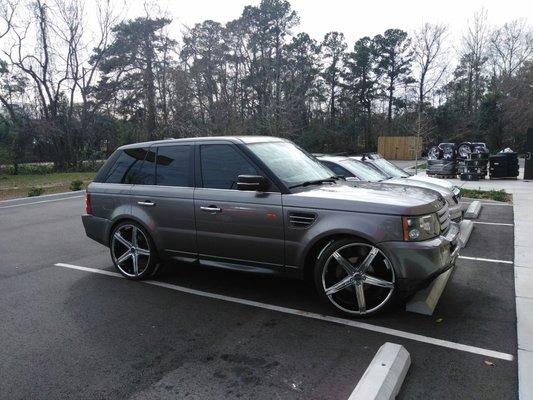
top-left (353, 153), bottom-right (461, 198)
top-left (319, 155), bottom-right (463, 222)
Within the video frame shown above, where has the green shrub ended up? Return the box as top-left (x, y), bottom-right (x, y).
top-left (69, 179), bottom-right (84, 191)
top-left (27, 187), bottom-right (45, 197)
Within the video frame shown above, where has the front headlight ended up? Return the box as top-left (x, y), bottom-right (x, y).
top-left (453, 186), bottom-right (461, 197)
top-left (402, 213), bottom-right (440, 241)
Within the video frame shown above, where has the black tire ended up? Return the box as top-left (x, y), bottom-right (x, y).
top-left (313, 237), bottom-right (397, 317)
top-left (110, 221), bottom-right (159, 280)
top-left (427, 146), bottom-right (442, 160)
top-left (438, 143), bottom-right (457, 160)
top-left (457, 142), bottom-right (473, 159)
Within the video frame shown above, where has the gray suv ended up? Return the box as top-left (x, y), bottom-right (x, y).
top-left (82, 136), bottom-right (461, 316)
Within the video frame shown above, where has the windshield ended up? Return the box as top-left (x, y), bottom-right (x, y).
top-left (343, 159), bottom-right (388, 182)
top-left (372, 158), bottom-right (410, 178)
top-left (247, 142), bottom-right (333, 187)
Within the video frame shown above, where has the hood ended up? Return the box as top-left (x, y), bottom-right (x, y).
top-left (285, 183), bottom-right (445, 216)
top-left (406, 175), bottom-right (454, 191)
top-left (386, 177), bottom-right (452, 198)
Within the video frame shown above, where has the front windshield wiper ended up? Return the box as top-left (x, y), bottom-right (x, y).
top-left (289, 177), bottom-right (338, 189)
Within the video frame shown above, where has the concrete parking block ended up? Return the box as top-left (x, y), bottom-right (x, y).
top-left (517, 297), bottom-right (533, 352)
top-left (405, 267), bottom-right (453, 315)
top-left (516, 267), bottom-right (533, 299)
top-left (348, 343), bottom-right (410, 400)
top-left (459, 220), bottom-right (474, 246)
top-left (519, 350), bottom-right (533, 400)
top-left (464, 201), bottom-right (482, 219)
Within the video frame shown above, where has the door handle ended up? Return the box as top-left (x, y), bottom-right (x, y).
top-left (200, 205), bottom-right (222, 213)
top-left (138, 200), bottom-right (155, 207)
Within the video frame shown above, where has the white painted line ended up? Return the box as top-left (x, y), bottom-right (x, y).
top-left (458, 255), bottom-right (514, 265)
top-left (0, 195), bottom-right (84, 209)
top-left (464, 201), bottom-right (482, 219)
top-left (54, 262), bottom-right (514, 361)
top-left (348, 343), bottom-right (410, 400)
top-left (473, 221), bottom-right (514, 227)
top-left (0, 189), bottom-right (85, 204)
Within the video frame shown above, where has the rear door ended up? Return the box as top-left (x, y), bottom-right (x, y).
top-left (130, 144), bottom-right (197, 261)
top-left (194, 142), bottom-right (285, 269)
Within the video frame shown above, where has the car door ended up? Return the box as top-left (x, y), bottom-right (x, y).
top-left (194, 142), bottom-right (285, 269)
top-left (130, 144), bottom-right (197, 262)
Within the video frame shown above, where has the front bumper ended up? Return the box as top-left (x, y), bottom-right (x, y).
top-left (380, 222), bottom-right (462, 294)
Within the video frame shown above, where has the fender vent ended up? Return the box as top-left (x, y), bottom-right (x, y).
top-left (289, 212), bottom-right (316, 228)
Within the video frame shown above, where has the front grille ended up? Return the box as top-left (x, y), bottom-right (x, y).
top-left (438, 204), bottom-right (451, 234)
top-left (288, 212), bottom-right (316, 228)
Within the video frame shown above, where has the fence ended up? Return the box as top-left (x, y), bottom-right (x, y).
top-left (377, 136), bottom-right (423, 160)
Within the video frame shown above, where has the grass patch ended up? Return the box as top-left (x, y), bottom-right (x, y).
top-left (0, 172), bottom-right (95, 200)
top-left (460, 188), bottom-right (511, 202)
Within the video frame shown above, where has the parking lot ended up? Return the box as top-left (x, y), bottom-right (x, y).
top-left (0, 194), bottom-right (518, 399)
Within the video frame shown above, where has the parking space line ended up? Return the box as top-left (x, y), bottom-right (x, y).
top-left (54, 262), bottom-right (515, 361)
top-left (472, 221), bottom-right (514, 227)
top-left (0, 195), bottom-right (84, 209)
top-left (458, 255), bottom-right (514, 264)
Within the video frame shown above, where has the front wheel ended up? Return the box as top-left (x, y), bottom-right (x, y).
top-left (314, 238), bottom-right (396, 316)
top-left (110, 221), bottom-right (158, 279)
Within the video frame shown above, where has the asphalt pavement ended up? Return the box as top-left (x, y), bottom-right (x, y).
top-left (0, 193), bottom-right (518, 399)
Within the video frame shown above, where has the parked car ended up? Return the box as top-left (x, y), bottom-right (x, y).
top-left (319, 155), bottom-right (463, 222)
top-left (353, 153), bottom-right (461, 201)
top-left (82, 137), bottom-right (461, 317)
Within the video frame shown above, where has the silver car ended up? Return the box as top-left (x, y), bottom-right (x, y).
top-left (320, 155), bottom-right (463, 222)
top-left (82, 137), bottom-right (461, 316)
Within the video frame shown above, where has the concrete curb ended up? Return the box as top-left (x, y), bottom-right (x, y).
top-left (464, 200), bottom-right (482, 219)
top-left (405, 267), bottom-right (454, 315)
top-left (406, 220), bottom-right (472, 315)
top-left (459, 220), bottom-right (474, 247)
top-left (348, 342), bottom-right (411, 400)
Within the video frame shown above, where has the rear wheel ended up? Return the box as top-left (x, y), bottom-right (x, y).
top-left (110, 221), bottom-right (158, 279)
top-left (314, 238), bottom-right (396, 316)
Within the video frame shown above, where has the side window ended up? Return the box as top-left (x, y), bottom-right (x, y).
top-left (127, 147), bottom-right (156, 185)
top-left (104, 148), bottom-right (146, 184)
top-left (156, 145), bottom-right (191, 187)
top-left (201, 144), bottom-right (258, 190)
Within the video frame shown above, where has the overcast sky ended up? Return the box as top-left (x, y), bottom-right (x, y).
top-left (123, 0), bottom-right (532, 47)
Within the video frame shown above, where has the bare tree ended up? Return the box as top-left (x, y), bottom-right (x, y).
top-left (461, 9), bottom-right (489, 114)
top-left (490, 19), bottom-right (532, 78)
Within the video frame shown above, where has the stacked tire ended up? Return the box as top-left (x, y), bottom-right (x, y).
top-left (427, 143), bottom-right (458, 177)
top-left (457, 142), bottom-right (489, 181)
top-left (489, 152), bottom-right (519, 179)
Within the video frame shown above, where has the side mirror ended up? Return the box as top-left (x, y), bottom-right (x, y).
top-left (237, 175), bottom-right (268, 191)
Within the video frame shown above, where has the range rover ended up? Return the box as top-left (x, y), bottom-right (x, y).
top-left (82, 137), bottom-right (461, 316)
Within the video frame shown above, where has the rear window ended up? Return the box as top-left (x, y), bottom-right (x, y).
top-left (100, 148), bottom-right (147, 184)
top-left (155, 145), bottom-right (191, 187)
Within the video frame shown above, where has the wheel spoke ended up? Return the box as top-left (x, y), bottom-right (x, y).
top-left (355, 282), bottom-right (366, 313)
top-left (364, 274), bottom-right (394, 289)
top-left (131, 227), bottom-right (138, 248)
top-left (356, 247), bottom-right (379, 274)
top-left (325, 275), bottom-right (352, 296)
top-left (136, 248), bottom-right (150, 257)
top-left (114, 232), bottom-right (132, 248)
top-left (332, 251), bottom-right (357, 276)
top-left (116, 250), bottom-right (132, 265)
top-left (132, 253), bottom-right (139, 276)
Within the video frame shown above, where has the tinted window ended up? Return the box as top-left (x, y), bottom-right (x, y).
top-left (128, 147), bottom-right (156, 185)
top-left (156, 145), bottom-right (191, 187)
top-left (321, 161), bottom-right (355, 177)
top-left (104, 148), bottom-right (146, 184)
top-left (201, 144), bottom-right (258, 189)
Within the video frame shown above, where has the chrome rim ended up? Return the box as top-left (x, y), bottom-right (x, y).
top-left (111, 224), bottom-right (151, 278)
top-left (321, 243), bottom-right (395, 315)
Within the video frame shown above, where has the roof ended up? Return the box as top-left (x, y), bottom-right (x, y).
top-left (316, 155), bottom-right (352, 163)
top-left (119, 135), bottom-right (287, 150)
